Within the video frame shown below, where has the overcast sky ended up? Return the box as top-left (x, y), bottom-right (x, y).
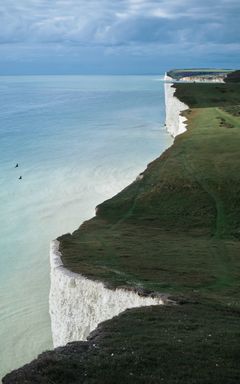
top-left (0, 0), bottom-right (239, 74)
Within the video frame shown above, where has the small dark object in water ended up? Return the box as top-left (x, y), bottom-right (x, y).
top-left (15, 163), bottom-right (19, 168)
top-left (19, 176), bottom-right (22, 180)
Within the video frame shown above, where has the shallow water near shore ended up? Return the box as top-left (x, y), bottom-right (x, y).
top-left (0, 75), bottom-right (172, 377)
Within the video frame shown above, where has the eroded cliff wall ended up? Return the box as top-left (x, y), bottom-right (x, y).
top-left (164, 74), bottom-right (188, 137)
top-left (49, 240), bottom-right (164, 348)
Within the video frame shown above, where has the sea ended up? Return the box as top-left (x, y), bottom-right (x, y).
top-left (0, 75), bottom-right (173, 378)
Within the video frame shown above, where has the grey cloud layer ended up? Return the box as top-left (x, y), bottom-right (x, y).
top-left (0, 0), bottom-right (239, 45)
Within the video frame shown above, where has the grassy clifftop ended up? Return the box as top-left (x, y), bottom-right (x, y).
top-left (3, 303), bottom-right (240, 384)
top-left (59, 80), bottom-right (240, 306)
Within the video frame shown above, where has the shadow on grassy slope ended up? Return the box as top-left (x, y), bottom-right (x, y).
top-left (4, 303), bottom-right (240, 384)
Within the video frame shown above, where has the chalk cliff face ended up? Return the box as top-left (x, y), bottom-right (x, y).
top-left (164, 74), bottom-right (189, 137)
top-left (49, 240), bottom-right (164, 348)
top-left (179, 75), bottom-right (225, 83)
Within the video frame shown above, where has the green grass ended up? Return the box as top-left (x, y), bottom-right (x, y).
top-left (4, 303), bottom-right (240, 383)
top-left (225, 70), bottom-right (240, 83)
top-left (59, 81), bottom-right (240, 307)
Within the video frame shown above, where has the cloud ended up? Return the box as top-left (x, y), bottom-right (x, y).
top-left (0, 0), bottom-right (239, 45)
top-left (0, 0), bottom-right (239, 73)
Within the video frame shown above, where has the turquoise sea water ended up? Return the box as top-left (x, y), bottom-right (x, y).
top-left (0, 75), bottom-right (172, 377)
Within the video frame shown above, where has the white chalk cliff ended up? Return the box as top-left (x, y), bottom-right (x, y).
top-left (179, 75), bottom-right (225, 83)
top-left (164, 74), bottom-right (189, 137)
top-left (49, 77), bottom-right (187, 348)
top-left (49, 240), bottom-right (164, 348)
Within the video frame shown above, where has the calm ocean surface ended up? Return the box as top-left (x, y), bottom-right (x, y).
top-left (0, 75), bottom-right (172, 377)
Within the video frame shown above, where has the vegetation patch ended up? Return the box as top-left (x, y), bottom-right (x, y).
top-left (59, 80), bottom-right (240, 308)
top-left (225, 70), bottom-right (240, 83)
top-left (3, 303), bottom-right (240, 384)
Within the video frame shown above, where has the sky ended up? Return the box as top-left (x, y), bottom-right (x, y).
top-left (0, 0), bottom-right (239, 74)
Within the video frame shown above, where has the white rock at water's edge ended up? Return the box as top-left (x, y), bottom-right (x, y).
top-left (164, 74), bottom-right (189, 138)
top-left (49, 240), bottom-right (164, 348)
top-left (164, 72), bottom-right (225, 137)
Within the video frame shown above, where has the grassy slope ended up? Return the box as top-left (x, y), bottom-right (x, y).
top-left (3, 304), bottom-right (240, 384)
top-left (59, 82), bottom-right (240, 307)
